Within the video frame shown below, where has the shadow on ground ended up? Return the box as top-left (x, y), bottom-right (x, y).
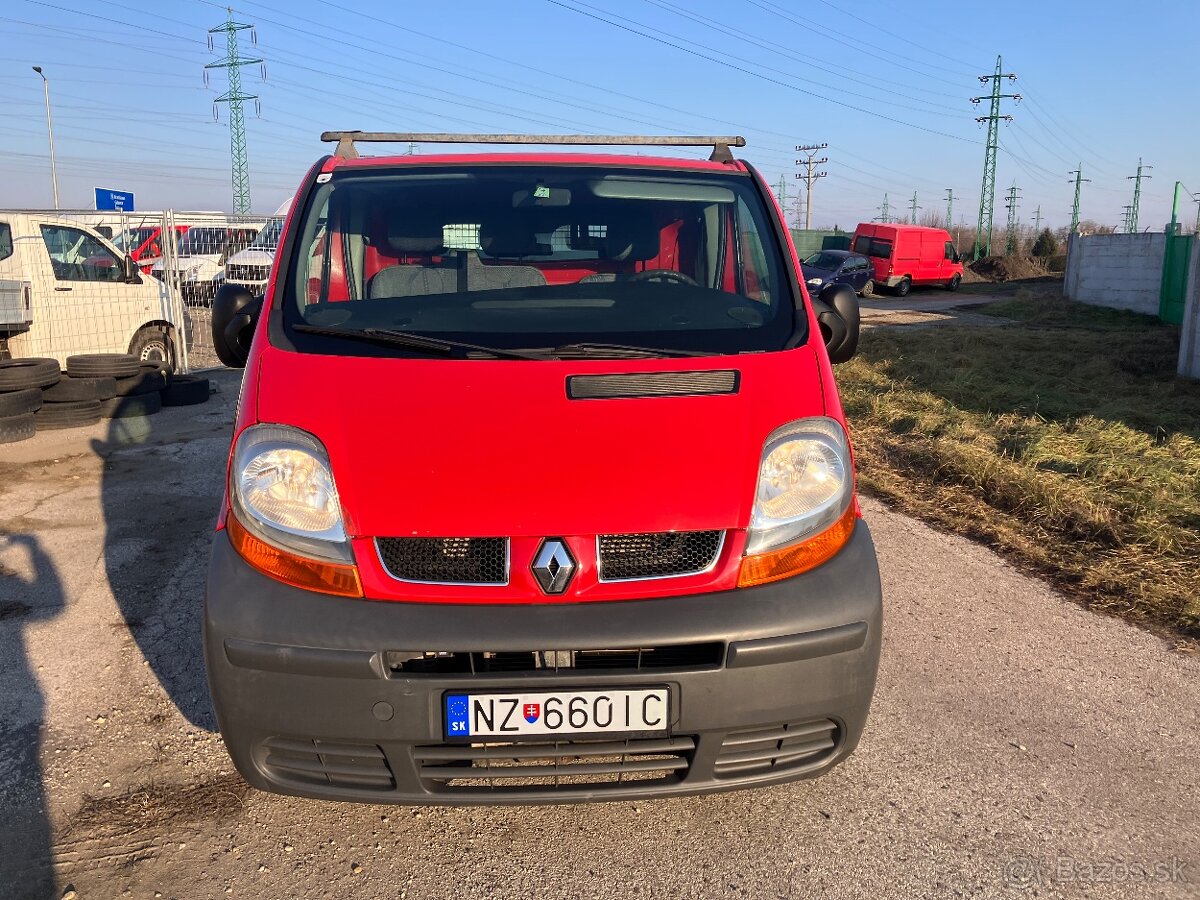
top-left (0, 533), bottom-right (65, 900)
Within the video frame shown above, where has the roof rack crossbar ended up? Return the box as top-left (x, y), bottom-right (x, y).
top-left (320, 132), bottom-right (746, 162)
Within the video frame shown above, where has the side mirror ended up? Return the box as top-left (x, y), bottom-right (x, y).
top-left (811, 283), bottom-right (860, 363)
top-left (122, 254), bottom-right (140, 284)
top-left (211, 283), bottom-right (262, 368)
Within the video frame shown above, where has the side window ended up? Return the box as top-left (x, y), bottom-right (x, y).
top-left (945, 241), bottom-right (957, 260)
top-left (39, 225), bottom-right (122, 282)
top-left (0, 223), bottom-right (12, 262)
top-left (736, 197), bottom-right (773, 304)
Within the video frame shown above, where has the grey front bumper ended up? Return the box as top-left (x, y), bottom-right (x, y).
top-left (204, 522), bottom-right (883, 805)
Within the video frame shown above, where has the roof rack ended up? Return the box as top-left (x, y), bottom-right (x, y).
top-left (320, 132), bottom-right (746, 162)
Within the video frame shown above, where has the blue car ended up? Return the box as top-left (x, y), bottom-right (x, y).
top-left (800, 250), bottom-right (875, 297)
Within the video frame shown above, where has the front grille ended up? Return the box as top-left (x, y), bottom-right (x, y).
top-left (567, 370), bottom-right (740, 399)
top-left (376, 537), bottom-right (508, 584)
top-left (387, 643), bottom-right (723, 676)
top-left (226, 264), bottom-right (270, 282)
top-left (597, 530), bottom-right (724, 581)
top-left (260, 737), bottom-right (395, 791)
top-left (415, 735), bottom-right (695, 791)
top-left (713, 719), bottom-right (839, 778)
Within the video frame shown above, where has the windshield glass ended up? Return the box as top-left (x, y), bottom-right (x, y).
top-left (282, 165), bottom-right (794, 356)
top-left (803, 252), bottom-right (844, 270)
top-left (179, 227), bottom-right (231, 256)
top-left (248, 220), bottom-right (283, 251)
top-left (113, 227), bottom-right (157, 252)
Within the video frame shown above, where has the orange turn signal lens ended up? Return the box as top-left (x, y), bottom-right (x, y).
top-left (737, 505), bottom-right (857, 588)
top-left (226, 510), bottom-right (363, 598)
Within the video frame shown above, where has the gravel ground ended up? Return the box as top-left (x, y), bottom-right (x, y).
top-left (0, 368), bottom-right (1196, 900)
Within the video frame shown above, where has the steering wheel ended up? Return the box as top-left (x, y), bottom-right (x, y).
top-left (627, 269), bottom-right (700, 287)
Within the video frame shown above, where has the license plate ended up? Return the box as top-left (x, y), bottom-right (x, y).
top-left (443, 688), bottom-right (669, 739)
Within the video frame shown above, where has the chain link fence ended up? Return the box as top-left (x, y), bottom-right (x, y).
top-left (0, 209), bottom-right (281, 374)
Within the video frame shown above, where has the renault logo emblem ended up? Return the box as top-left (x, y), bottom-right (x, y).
top-left (531, 538), bottom-right (576, 595)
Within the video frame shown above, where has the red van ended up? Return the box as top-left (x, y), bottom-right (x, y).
top-left (205, 133), bottom-right (883, 804)
top-left (851, 223), bottom-right (963, 296)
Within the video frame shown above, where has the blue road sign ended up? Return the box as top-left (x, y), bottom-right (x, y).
top-left (94, 188), bottom-right (135, 212)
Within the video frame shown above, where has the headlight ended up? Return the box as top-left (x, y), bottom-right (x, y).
top-left (231, 424), bottom-right (350, 562)
top-left (807, 277), bottom-right (824, 286)
top-left (745, 417), bottom-right (853, 555)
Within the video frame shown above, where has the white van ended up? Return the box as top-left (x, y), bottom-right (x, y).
top-left (0, 212), bottom-right (179, 368)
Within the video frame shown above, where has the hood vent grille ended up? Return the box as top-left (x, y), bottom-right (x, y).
top-left (567, 370), bottom-right (739, 400)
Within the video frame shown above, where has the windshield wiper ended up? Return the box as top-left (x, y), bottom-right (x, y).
top-left (292, 324), bottom-right (550, 360)
top-left (548, 341), bottom-right (714, 359)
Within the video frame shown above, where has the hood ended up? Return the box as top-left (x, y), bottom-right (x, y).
top-left (226, 247), bottom-right (275, 266)
top-left (254, 345), bottom-right (827, 539)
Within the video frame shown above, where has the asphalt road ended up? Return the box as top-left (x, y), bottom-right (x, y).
top-left (1, 369), bottom-right (1196, 900)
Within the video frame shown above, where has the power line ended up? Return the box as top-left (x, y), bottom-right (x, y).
top-left (794, 143), bottom-right (828, 230)
top-left (971, 56), bottom-right (1020, 259)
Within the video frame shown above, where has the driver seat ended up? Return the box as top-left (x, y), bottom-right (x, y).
top-left (579, 218), bottom-right (661, 283)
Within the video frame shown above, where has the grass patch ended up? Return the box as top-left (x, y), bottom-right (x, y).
top-left (839, 294), bottom-right (1200, 637)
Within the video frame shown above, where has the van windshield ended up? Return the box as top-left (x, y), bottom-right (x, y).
top-left (280, 165), bottom-right (796, 356)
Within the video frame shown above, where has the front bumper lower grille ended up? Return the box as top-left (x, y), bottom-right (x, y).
top-left (714, 719), bottom-right (840, 777)
top-left (260, 737), bottom-right (395, 791)
top-left (415, 736), bottom-right (695, 791)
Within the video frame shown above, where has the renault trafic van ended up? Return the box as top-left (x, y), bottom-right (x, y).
top-left (205, 133), bottom-right (882, 804)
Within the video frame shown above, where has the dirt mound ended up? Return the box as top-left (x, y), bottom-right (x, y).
top-left (968, 255), bottom-right (1049, 282)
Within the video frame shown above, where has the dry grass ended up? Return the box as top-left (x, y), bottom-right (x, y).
top-left (839, 292), bottom-right (1200, 637)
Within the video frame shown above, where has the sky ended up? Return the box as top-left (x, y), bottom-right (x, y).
top-left (2, 0), bottom-right (1198, 235)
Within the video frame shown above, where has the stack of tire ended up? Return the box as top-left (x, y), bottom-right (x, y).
top-left (0, 358), bottom-right (56, 444)
top-left (0, 354), bottom-right (211, 443)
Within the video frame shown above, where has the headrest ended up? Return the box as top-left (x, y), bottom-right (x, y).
top-left (386, 213), bottom-right (445, 254)
top-left (602, 218), bottom-right (660, 262)
top-left (479, 217), bottom-right (544, 258)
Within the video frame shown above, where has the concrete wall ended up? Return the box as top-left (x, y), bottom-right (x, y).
top-left (1178, 239), bottom-right (1200, 380)
top-left (1063, 231), bottom-right (1166, 315)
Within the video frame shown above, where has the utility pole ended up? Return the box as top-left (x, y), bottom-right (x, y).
top-left (1067, 163), bottom-right (1090, 233)
top-left (1003, 184), bottom-right (1021, 257)
top-left (30, 66), bottom-right (58, 209)
top-left (206, 8), bottom-right (264, 215)
top-left (794, 143), bottom-right (828, 231)
top-left (908, 191), bottom-right (921, 225)
top-left (1194, 193), bottom-right (1200, 234)
top-left (970, 56), bottom-right (1020, 260)
top-left (1032, 205), bottom-right (1042, 233)
top-left (875, 193), bottom-right (892, 224)
top-left (944, 189), bottom-right (957, 232)
top-left (1126, 158), bottom-right (1152, 233)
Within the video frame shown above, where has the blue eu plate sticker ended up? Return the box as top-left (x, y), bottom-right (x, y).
top-left (446, 694), bottom-right (470, 737)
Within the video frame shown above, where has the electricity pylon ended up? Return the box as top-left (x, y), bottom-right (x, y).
top-left (945, 189), bottom-right (957, 231)
top-left (1031, 205), bottom-right (1042, 233)
top-left (908, 191), bottom-right (921, 224)
top-left (206, 8), bottom-right (264, 214)
top-left (875, 193), bottom-right (892, 223)
top-left (1127, 158), bottom-right (1152, 233)
top-left (1003, 184), bottom-right (1021, 256)
top-left (794, 143), bottom-right (828, 230)
top-left (1068, 164), bottom-right (1090, 233)
top-left (970, 56), bottom-right (1020, 259)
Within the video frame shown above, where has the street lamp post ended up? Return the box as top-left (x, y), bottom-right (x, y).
top-left (31, 66), bottom-right (59, 209)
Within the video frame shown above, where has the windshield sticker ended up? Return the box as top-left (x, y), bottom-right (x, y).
top-left (533, 185), bottom-right (551, 199)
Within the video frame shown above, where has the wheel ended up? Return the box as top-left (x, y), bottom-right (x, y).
top-left (893, 277), bottom-right (912, 297)
top-left (129, 326), bottom-right (176, 373)
top-left (0, 412), bottom-right (36, 444)
top-left (66, 353), bottom-right (140, 379)
top-left (35, 399), bottom-right (102, 430)
top-left (99, 391), bottom-right (162, 419)
top-left (0, 358), bottom-right (60, 391)
top-left (626, 269), bottom-right (701, 287)
top-left (41, 375), bottom-right (117, 403)
top-left (860, 279), bottom-right (875, 298)
top-left (946, 273), bottom-right (961, 291)
top-left (162, 375), bottom-right (211, 407)
top-left (0, 388), bottom-right (43, 417)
